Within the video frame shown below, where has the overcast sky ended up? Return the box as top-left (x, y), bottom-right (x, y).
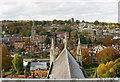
top-left (0, 0), bottom-right (119, 23)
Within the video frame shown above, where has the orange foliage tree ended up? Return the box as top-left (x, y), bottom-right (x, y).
top-left (96, 47), bottom-right (120, 64)
top-left (102, 36), bottom-right (113, 46)
top-left (2, 46), bottom-right (12, 71)
top-left (82, 49), bottom-right (90, 67)
top-left (24, 38), bottom-right (30, 43)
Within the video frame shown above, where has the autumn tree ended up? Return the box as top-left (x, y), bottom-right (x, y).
top-left (82, 49), bottom-right (90, 67)
top-left (24, 38), bottom-right (30, 43)
top-left (96, 47), bottom-right (120, 64)
top-left (96, 63), bottom-right (107, 77)
top-left (93, 58), bottom-right (120, 78)
top-left (2, 46), bottom-right (12, 71)
top-left (102, 36), bottom-right (113, 46)
top-left (70, 50), bottom-right (76, 59)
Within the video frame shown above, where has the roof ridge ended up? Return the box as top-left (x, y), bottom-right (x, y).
top-left (55, 48), bottom-right (65, 61)
top-left (65, 49), bottom-right (72, 78)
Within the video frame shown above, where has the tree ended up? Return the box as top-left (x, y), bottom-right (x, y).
top-left (102, 36), bottom-right (113, 46)
top-left (79, 34), bottom-right (87, 44)
top-left (44, 37), bottom-right (51, 45)
top-left (24, 38), bottom-right (30, 43)
top-left (113, 62), bottom-right (120, 77)
top-left (56, 28), bottom-right (61, 32)
top-left (96, 63), bottom-right (107, 77)
top-left (76, 20), bottom-right (80, 25)
top-left (87, 38), bottom-right (92, 44)
top-left (93, 38), bottom-right (102, 44)
top-left (62, 25), bottom-right (72, 32)
top-left (96, 47), bottom-right (120, 64)
top-left (51, 28), bottom-right (57, 32)
top-left (74, 33), bottom-right (78, 39)
top-left (80, 30), bottom-right (89, 37)
top-left (69, 40), bottom-right (74, 46)
top-left (93, 58), bottom-right (120, 78)
top-left (70, 50), bottom-right (76, 59)
top-left (94, 20), bottom-right (99, 25)
top-left (41, 51), bottom-right (48, 58)
top-left (10, 54), bottom-right (23, 74)
top-left (105, 61), bottom-right (114, 70)
top-left (2, 46), bottom-right (12, 71)
top-left (82, 49), bottom-right (90, 67)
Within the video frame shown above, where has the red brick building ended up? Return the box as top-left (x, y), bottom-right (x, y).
top-left (30, 35), bottom-right (47, 43)
top-left (14, 41), bottom-right (25, 49)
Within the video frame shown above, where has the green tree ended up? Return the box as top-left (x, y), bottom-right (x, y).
top-left (113, 62), bottom-right (120, 77)
top-left (10, 54), bottom-right (23, 74)
top-left (79, 34), bottom-right (87, 44)
top-left (44, 37), bottom-right (51, 44)
top-left (76, 20), bottom-right (80, 25)
top-left (94, 20), bottom-right (99, 25)
top-left (87, 38), bottom-right (92, 44)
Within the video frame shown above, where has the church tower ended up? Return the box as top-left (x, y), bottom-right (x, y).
top-left (76, 38), bottom-right (82, 65)
top-left (31, 20), bottom-right (36, 43)
top-left (31, 20), bottom-right (36, 37)
top-left (50, 38), bottom-right (55, 66)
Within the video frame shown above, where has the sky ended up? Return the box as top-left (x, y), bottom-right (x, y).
top-left (0, 0), bottom-right (119, 23)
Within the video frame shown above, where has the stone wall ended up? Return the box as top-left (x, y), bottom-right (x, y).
top-left (1, 78), bottom-right (120, 82)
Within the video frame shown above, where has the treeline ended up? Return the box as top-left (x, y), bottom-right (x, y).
top-left (2, 19), bottom-right (120, 37)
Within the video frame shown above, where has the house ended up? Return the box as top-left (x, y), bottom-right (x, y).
top-left (30, 35), bottom-right (47, 44)
top-left (24, 43), bottom-right (35, 52)
top-left (93, 45), bottom-right (104, 54)
top-left (78, 28), bottom-right (102, 41)
top-left (30, 62), bottom-right (49, 78)
top-left (14, 41), bottom-right (25, 49)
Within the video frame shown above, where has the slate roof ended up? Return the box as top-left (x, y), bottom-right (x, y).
top-left (30, 62), bottom-right (47, 71)
top-left (48, 48), bottom-right (85, 79)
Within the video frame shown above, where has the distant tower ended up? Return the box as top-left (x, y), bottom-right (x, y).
top-left (76, 38), bottom-right (82, 65)
top-left (64, 32), bottom-right (67, 49)
top-left (71, 18), bottom-right (74, 23)
top-left (31, 20), bottom-right (36, 43)
top-left (50, 38), bottom-right (55, 66)
top-left (31, 20), bottom-right (36, 37)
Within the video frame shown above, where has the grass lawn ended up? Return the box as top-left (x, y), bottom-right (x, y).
top-left (84, 66), bottom-right (98, 78)
top-left (5, 71), bottom-right (12, 75)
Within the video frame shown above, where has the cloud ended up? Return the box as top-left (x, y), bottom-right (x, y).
top-left (0, 0), bottom-right (119, 22)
